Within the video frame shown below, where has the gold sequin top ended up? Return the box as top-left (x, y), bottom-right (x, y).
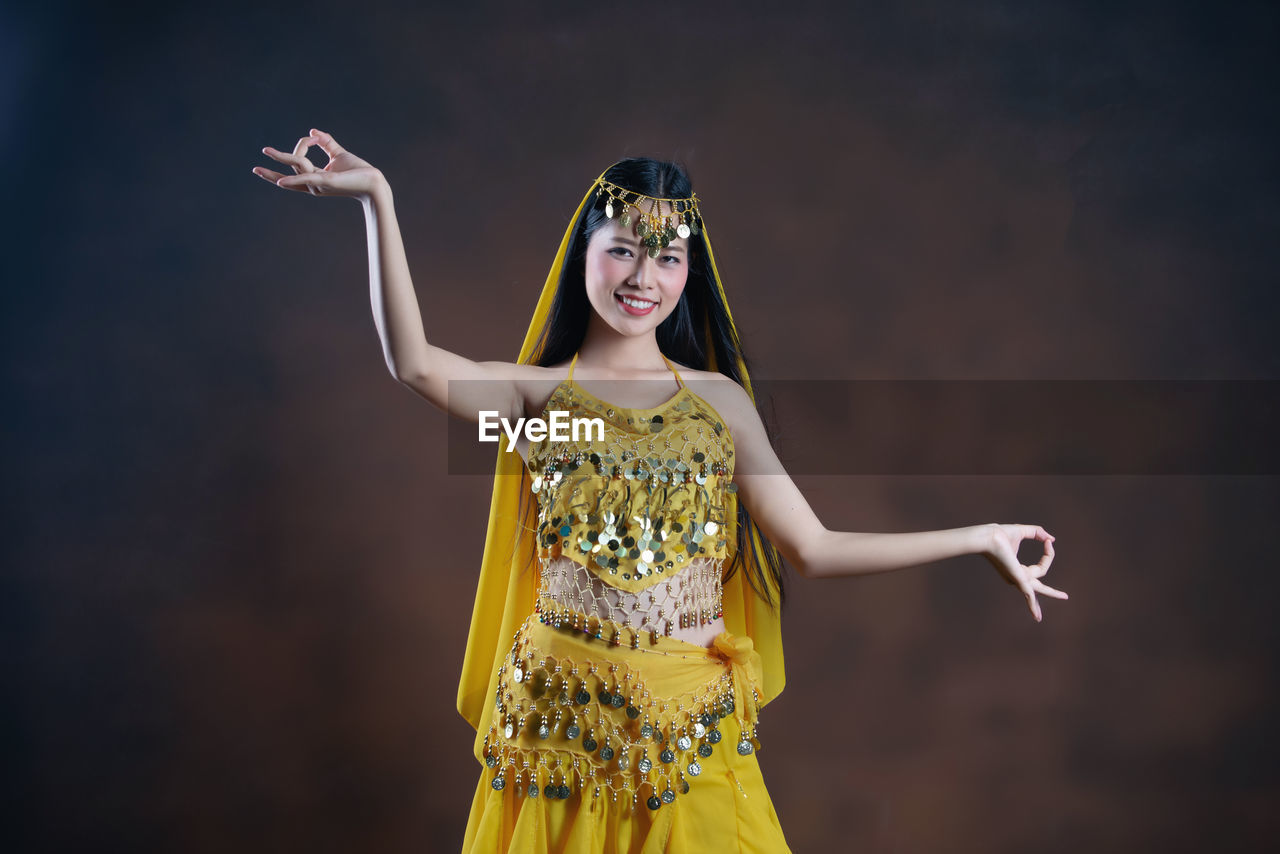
top-left (527, 352), bottom-right (737, 635)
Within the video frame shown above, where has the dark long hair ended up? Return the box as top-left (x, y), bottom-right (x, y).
top-left (525, 157), bottom-right (788, 610)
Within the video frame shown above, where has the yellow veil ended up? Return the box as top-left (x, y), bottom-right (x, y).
top-left (456, 170), bottom-right (786, 758)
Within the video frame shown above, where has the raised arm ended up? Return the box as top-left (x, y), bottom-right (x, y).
top-left (253, 129), bottom-right (530, 426)
top-left (701, 377), bottom-right (1067, 621)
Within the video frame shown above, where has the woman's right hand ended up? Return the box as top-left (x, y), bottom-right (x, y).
top-left (252, 128), bottom-right (386, 201)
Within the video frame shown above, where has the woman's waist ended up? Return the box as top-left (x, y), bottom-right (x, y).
top-left (537, 555), bottom-right (725, 645)
top-left (484, 614), bottom-right (762, 806)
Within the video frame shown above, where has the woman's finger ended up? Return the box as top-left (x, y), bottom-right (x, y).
top-left (308, 128), bottom-right (347, 159)
top-left (1033, 580), bottom-right (1069, 600)
top-left (252, 166), bottom-right (286, 183)
top-left (1024, 588), bottom-right (1042, 622)
top-left (290, 137), bottom-right (318, 175)
top-left (1033, 539), bottom-right (1055, 574)
top-left (275, 173), bottom-right (326, 196)
top-left (262, 146), bottom-right (316, 175)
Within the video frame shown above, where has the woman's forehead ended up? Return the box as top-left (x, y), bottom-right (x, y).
top-left (594, 214), bottom-right (690, 250)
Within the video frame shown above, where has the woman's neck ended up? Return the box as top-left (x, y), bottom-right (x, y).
top-left (576, 325), bottom-right (667, 375)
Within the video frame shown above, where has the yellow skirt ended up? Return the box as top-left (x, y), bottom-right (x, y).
top-left (462, 601), bottom-right (791, 853)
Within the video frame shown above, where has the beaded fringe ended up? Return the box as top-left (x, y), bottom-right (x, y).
top-left (484, 611), bottom-right (762, 812)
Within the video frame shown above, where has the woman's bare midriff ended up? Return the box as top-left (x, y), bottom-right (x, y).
top-left (539, 555), bottom-right (726, 648)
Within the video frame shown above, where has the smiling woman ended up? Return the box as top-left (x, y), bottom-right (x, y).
top-left (253, 134), bottom-right (1064, 853)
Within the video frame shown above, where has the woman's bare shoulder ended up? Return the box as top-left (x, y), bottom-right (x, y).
top-left (677, 366), bottom-right (755, 415)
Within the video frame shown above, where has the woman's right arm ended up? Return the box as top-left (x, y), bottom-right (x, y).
top-left (254, 129), bottom-right (528, 426)
top-left (360, 176), bottom-right (529, 424)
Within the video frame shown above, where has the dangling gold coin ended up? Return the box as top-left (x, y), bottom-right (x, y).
top-left (676, 223), bottom-right (691, 239)
top-left (605, 201), bottom-right (615, 218)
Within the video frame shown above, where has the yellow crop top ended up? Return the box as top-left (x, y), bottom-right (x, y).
top-left (526, 352), bottom-right (737, 595)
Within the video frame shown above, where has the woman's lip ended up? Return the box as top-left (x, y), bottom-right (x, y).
top-left (616, 293), bottom-right (657, 316)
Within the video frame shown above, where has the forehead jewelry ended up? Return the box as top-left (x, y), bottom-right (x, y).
top-left (596, 179), bottom-right (702, 258)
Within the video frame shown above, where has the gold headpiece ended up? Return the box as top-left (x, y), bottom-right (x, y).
top-left (595, 179), bottom-right (703, 258)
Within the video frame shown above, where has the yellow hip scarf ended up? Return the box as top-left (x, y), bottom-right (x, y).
top-left (482, 600), bottom-right (765, 813)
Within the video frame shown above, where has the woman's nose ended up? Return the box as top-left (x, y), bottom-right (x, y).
top-left (632, 256), bottom-right (657, 288)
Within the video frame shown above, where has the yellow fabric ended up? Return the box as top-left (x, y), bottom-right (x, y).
top-left (463, 618), bottom-right (790, 853)
top-left (455, 171), bottom-right (788, 851)
top-left (526, 350), bottom-right (735, 594)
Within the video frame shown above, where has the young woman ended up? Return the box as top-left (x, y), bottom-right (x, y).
top-left (253, 129), bottom-right (1066, 853)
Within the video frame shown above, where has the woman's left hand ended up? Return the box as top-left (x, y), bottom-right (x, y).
top-left (980, 524), bottom-right (1066, 622)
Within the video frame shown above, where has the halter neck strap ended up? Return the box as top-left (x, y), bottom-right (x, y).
top-left (661, 353), bottom-right (686, 389)
top-left (567, 351), bottom-right (578, 381)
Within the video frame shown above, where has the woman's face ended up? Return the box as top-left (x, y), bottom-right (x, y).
top-left (583, 202), bottom-right (690, 338)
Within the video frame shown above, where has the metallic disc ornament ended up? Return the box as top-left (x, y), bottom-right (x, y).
top-left (737, 739), bottom-right (755, 756)
top-left (491, 776), bottom-right (505, 791)
top-left (676, 223), bottom-right (691, 239)
top-left (647, 795), bottom-right (661, 810)
top-left (661, 788), bottom-right (676, 804)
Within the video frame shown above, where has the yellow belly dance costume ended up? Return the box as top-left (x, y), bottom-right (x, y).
top-left (457, 168), bottom-right (789, 853)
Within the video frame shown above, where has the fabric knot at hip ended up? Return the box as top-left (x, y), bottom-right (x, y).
top-left (711, 631), bottom-right (763, 753)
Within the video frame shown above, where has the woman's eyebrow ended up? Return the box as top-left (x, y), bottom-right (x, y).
top-left (609, 236), bottom-right (685, 253)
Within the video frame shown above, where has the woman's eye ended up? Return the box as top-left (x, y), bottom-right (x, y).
top-left (609, 247), bottom-right (633, 258)
top-left (661, 255), bottom-right (681, 264)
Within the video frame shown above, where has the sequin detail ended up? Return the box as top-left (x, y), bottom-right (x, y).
top-left (482, 614), bottom-right (763, 811)
top-left (482, 354), bottom-right (764, 809)
top-left (527, 363), bottom-right (736, 600)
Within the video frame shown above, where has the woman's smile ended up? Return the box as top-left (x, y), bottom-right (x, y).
top-left (616, 292), bottom-right (658, 315)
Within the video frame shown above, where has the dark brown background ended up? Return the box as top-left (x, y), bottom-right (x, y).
top-left (6, 1), bottom-right (1278, 851)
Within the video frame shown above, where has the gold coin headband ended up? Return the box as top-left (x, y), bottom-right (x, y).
top-left (595, 179), bottom-right (703, 258)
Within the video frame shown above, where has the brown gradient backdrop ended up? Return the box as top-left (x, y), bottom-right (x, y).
top-left (6, 1), bottom-right (1278, 852)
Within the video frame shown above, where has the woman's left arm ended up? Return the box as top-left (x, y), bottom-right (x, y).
top-left (708, 379), bottom-right (1067, 622)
